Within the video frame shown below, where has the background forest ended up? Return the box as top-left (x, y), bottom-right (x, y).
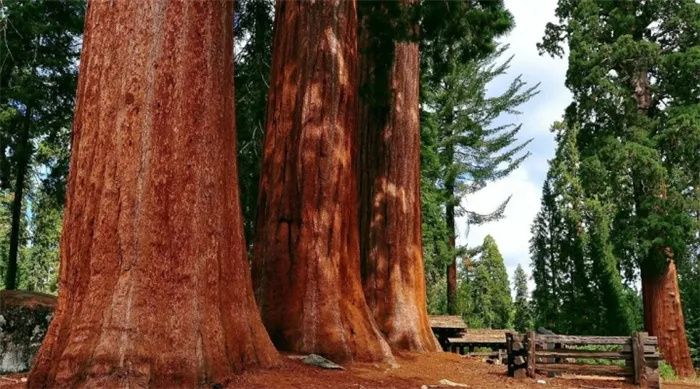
top-left (1, 0), bottom-right (698, 372)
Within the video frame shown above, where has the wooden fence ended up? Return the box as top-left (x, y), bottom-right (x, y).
top-left (507, 331), bottom-right (661, 389)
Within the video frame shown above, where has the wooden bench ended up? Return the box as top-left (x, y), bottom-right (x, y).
top-left (428, 316), bottom-right (507, 362)
top-left (429, 315), bottom-right (467, 351)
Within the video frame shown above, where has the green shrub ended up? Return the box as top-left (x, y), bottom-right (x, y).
top-left (659, 361), bottom-right (676, 381)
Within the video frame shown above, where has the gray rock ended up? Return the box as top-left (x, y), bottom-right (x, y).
top-left (0, 290), bottom-right (57, 373)
top-left (301, 354), bottom-right (344, 370)
top-left (438, 379), bottom-right (469, 387)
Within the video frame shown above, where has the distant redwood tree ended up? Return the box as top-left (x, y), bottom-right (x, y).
top-left (252, 0), bottom-right (393, 363)
top-left (357, 0), bottom-right (439, 352)
top-left (27, 1), bottom-right (279, 388)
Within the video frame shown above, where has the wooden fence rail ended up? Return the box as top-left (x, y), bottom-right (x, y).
top-left (507, 331), bottom-right (661, 389)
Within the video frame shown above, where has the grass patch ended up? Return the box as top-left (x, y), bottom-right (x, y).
top-left (659, 361), bottom-right (676, 380)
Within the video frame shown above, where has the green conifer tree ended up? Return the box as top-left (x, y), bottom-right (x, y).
top-left (234, 0), bottom-right (274, 247)
top-left (539, 1), bottom-right (699, 374)
top-left (531, 121), bottom-right (632, 335)
top-left (0, 0), bottom-right (84, 289)
top-left (513, 264), bottom-right (532, 333)
top-left (530, 178), bottom-right (562, 332)
top-left (469, 235), bottom-right (513, 329)
top-left (420, 46), bottom-right (538, 314)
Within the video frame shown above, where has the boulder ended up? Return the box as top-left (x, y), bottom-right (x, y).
top-left (0, 290), bottom-right (56, 373)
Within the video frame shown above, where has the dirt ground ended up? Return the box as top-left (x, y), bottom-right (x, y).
top-left (227, 352), bottom-right (699, 389)
top-left (1, 352), bottom-right (697, 389)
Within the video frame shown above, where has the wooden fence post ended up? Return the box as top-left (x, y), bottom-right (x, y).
top-left (632, 332), bottom-right (649, 387)
top-left (508, 333), bottom-right (528, 378)
top-left (527, 331), bottom-right (537, 378)
top-left (506, 332), bottom-right (514, 376)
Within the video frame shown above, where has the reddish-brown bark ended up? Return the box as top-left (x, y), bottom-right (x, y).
top-left (357, 5), bottom-right (439, 353)
top-left (252, 0), bottom-right (393, 363)
top-left (27, 1), bottom-right (279, 388)
top-left (642, 259), bottom-right (695, 378)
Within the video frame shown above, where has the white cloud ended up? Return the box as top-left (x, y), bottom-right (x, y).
top-left (457, 168), bottom-right (541, 291)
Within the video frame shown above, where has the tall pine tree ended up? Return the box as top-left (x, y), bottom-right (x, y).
top-left (513, 264), bottom-right (532, 333)
top-left (420, 46), bottom-right (538, 314)
top-left (468, 235), bottom-right (513, 329)
top-left (531, 121), bottom-right (633, 336)
top-left (234, 0), bottom-right (274, 247)
top-left (530, 177), bottom-right (562, 332)
top-left (0, 0), bottom-right (84, 289)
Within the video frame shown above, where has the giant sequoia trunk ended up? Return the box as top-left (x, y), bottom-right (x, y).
top-left (642, 263), bottom-right (693, 375)
top-left (27, 1), bottom-right (279, 387)
top-left (357, 4), bottom-right (439, 352)
top-left (642, 260), bottom-right (695, 378)
top-left (252, 0), bottom-right (392, 363)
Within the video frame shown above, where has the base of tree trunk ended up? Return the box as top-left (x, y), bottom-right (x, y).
top-left (642, 260), bottom-right (695, 378)
top-left (253, 0), bottom-right (393, 364)
top-left (26, 1), bottom-right (279, 388)
top-left (357, 10), bottom-right (440, 352)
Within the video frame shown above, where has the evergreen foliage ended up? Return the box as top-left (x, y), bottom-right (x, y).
top-left (539, 0), bottom-right (700, 281)
top-left (534, 2), bottom-right (700, 369)
top-left (457, 235), bottom-right (513, 329)
top-left (530, 121), bottom-right (634, 336)
top-left (420, 44), bottom-right (537, 313)
top-left (0, 0), bottom-right (84, 289)
top-left (513, 264), bottom-right (532, 333)
top-left (475, 235), bottom-right (513, 329)
top-left (679, 253), bottom-right (700, 367)
top-left (233, 0), bottom-right (274, 247)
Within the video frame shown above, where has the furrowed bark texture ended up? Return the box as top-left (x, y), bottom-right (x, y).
top-left (27, 1), bottom-right (279, 388)
top-left (252, 0), bottom-right (393, 363)
top-left (357, 5), bottom-right (439, 352)
top-left (642, 260), bottom-right (695, 378)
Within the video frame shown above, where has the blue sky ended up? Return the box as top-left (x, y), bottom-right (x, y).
top-left (458, 0), bottom-right (571, 290)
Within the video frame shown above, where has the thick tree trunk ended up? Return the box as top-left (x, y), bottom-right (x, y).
top-left (252, 0), bottom-right (392, 363)
top-left (446, 180), bottom-right (457, 315)
top-left (357, 2), bottom-right (439, 353)
top-left (5, 108), bottom-right (30, 290)
top-left (642, 260), bottom-right (695, 378)
top-left (27, 1), bottom-right (279, 388)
